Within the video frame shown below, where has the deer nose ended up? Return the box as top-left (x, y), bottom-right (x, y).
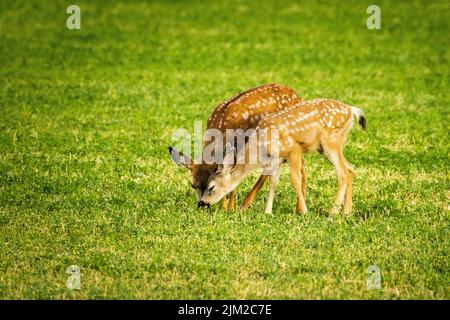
top-left (197, 200), bottom-right (210, 208)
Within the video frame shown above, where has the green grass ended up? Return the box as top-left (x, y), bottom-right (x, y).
top-left (0, 0), bottom-right (449, 299)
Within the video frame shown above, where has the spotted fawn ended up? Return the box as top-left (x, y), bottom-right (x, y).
top-left (198, 98), bottom-right (366, 215)
top-left (169, 83), bottom-right (303, 210)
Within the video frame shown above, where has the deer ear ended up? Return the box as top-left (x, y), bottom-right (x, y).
top-left (168, 146), bottom-right (193, 171)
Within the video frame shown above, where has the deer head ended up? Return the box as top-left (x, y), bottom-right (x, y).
top-left (169, 146), bottom-right (211, 205)
top-left (196, 147), bottom-right (241, 207)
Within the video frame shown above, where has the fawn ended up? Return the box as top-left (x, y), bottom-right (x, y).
top-left (198, 98), bottom-right (366, 215)
top-left (169, 83), bottom-right (303, 210)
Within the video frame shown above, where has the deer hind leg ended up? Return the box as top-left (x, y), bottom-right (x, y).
top-left (343, 170), bottom-right (353, 215)
top-left (239, 175), bottom-right (269, 211)
top-left (321, 139), bottom-right (349, 215)
top-left (288, 149), bottom-right (307, 214)
top-left (343, 159), bottom-right (354, 215)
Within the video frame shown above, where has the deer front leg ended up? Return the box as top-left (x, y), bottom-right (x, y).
top-left (301, 158), bottom-right (306, 198)
top-left (228, 190), bottom-right (236, 210)
top-left (265, 165), bottom-right (280, 214)
top-left (221, 196), bottom-right (228, 210)
top-left (240, 175), bottom-right (269, 211)
top-left (221, 191), bottom-right (236, 211)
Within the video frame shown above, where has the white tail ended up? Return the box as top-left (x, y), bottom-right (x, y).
top-left (351, 106), bottom-right (367, 130)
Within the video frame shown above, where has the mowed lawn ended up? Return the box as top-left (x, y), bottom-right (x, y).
top-left (0, 0), bottom-right (448, 299)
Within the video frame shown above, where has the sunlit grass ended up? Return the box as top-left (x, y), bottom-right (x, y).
top-left (0, 0), bottom-right (448, 299)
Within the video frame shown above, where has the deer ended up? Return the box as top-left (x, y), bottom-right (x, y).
top-left (197, 98), bottom-right (367, 215)
top-left (168, 83), bottom-right (303, 210)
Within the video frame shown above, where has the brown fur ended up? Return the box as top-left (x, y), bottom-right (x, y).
top-left (200, 98), bottom-right (366, 215)
top-left (171, 83), bottom-right (303, 209)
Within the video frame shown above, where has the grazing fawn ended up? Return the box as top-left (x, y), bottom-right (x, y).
top-left (169, 83), bottom-right (303, 210)
top-left (198, 98), bottom-right (366, 215)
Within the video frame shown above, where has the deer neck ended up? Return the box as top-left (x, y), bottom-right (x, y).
top-left (227, 139), bottom-right (262, 191)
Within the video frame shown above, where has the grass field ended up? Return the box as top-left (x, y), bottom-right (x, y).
top-left (0, 0), bottom-right (448, 299)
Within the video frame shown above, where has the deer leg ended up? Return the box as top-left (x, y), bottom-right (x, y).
top-left (240, 175), bottom-right (269, 211)
top-left (288, 149), bottom-right (307, 214)
top-left (343, 170), bottom-right (353, 215)
top-left (342, 159), bottom-right (354, 215)
top-left (221, 196), bottom-right (228, 210)
top-left (322, 141), bottom-right (348, 215)
top-left (265, 166), bottom-right (280, 214)
top-left (301, 158), bottom-right (306, 199)
top-left (228, 190), bottom-right (236, 210)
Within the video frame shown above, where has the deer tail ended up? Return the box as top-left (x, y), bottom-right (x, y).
top-left (350, 106), bottom-right (366, 130)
